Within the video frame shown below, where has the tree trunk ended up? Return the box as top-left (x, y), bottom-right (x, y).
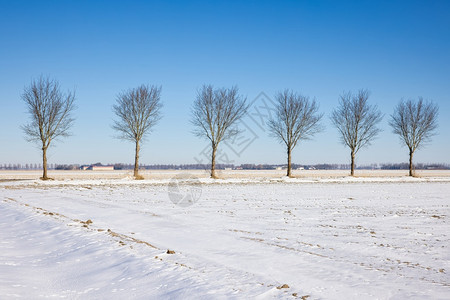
top-left (350, 150), bottom-right (355, 176)
top-left (409, 149), bottom-right (414, 177)
top-left (134, 140), bottom-right (140, 178)
top-left (42, 146), bottom-right (48, 180)
top-left (287, 147), bottom-right (292, 177)
top-left (211, 144), bottom-right (217, 178)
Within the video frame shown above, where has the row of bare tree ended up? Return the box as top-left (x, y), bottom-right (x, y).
top-left (22, 76), bottom-right (439, 180)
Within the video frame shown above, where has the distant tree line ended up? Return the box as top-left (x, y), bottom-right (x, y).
top-left (0, 163), bottom-right (79, 170)
top-left (3, 163), bottom-right (449, 171)
top-left (19, 76), bottom-right (440, 179)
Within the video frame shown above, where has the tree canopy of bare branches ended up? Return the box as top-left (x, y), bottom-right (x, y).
top-left (389, 98), bottom-right (438, 176)
top-left (268, 90), bottom-right (323, 177)
top-left (330, 89), bottom-right (383, 176)
top-left (113, 85), bottom-right (162, 179)
top-left (191, 85), bottom-right (248, 178)
top-left (22, 76), bottom-right (76, 180)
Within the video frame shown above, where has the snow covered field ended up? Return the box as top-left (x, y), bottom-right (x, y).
top-left (1, 169), bottom-right (450, 180)
top-left (1, 173), bottom-right (449, 299)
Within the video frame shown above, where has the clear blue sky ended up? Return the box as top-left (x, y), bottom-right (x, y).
top-left (1, 0), bottom-right (449, 166)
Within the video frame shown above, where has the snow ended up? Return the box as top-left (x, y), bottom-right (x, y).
top-left (1, 176), bottom-right (449, 299)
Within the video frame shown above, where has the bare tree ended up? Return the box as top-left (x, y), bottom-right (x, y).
top-left (268, 90), bottom-right (323, 177)
top-left (191, 85), bottom-right (248, 178)
top-left (330, 89), bottom-right (383, 176)
top-left (389, 98), bottom-right (438, 176)
top-left (113, 85), bottom-right (162, 179)
top-left (22, 76), bottom-right (76, 180)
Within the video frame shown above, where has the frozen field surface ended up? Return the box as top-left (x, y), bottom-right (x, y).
top-left (1, 178), bottom-right (449, 299)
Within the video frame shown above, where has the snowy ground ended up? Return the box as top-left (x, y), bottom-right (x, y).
top-left (1, 169), bottom-right (450, 181)
top-left (1, 175), bottom-right (449, 299)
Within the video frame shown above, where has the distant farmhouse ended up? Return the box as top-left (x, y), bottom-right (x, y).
top-left (80, 164), bottom-right (114, 171)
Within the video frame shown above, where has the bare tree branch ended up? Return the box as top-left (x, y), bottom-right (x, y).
top-left (21, 76), bottom-right (76, 180)
top-left (268, 90), bottom-right (323, 177)
top-left (191, 85), bottom-right (248, 178)
top-left (112, 84), bottom-right (163, 178)
top-left (330, 89), bottom-right (383, 176)
top-left (389, 98), bottom-right (438, 176)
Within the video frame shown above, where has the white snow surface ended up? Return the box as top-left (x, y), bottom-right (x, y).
top-left (1, 177), bottom-right (449, 299)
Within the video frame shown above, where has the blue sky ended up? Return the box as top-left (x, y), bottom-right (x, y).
top-left (0, 0), bottom-right (449, 166)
